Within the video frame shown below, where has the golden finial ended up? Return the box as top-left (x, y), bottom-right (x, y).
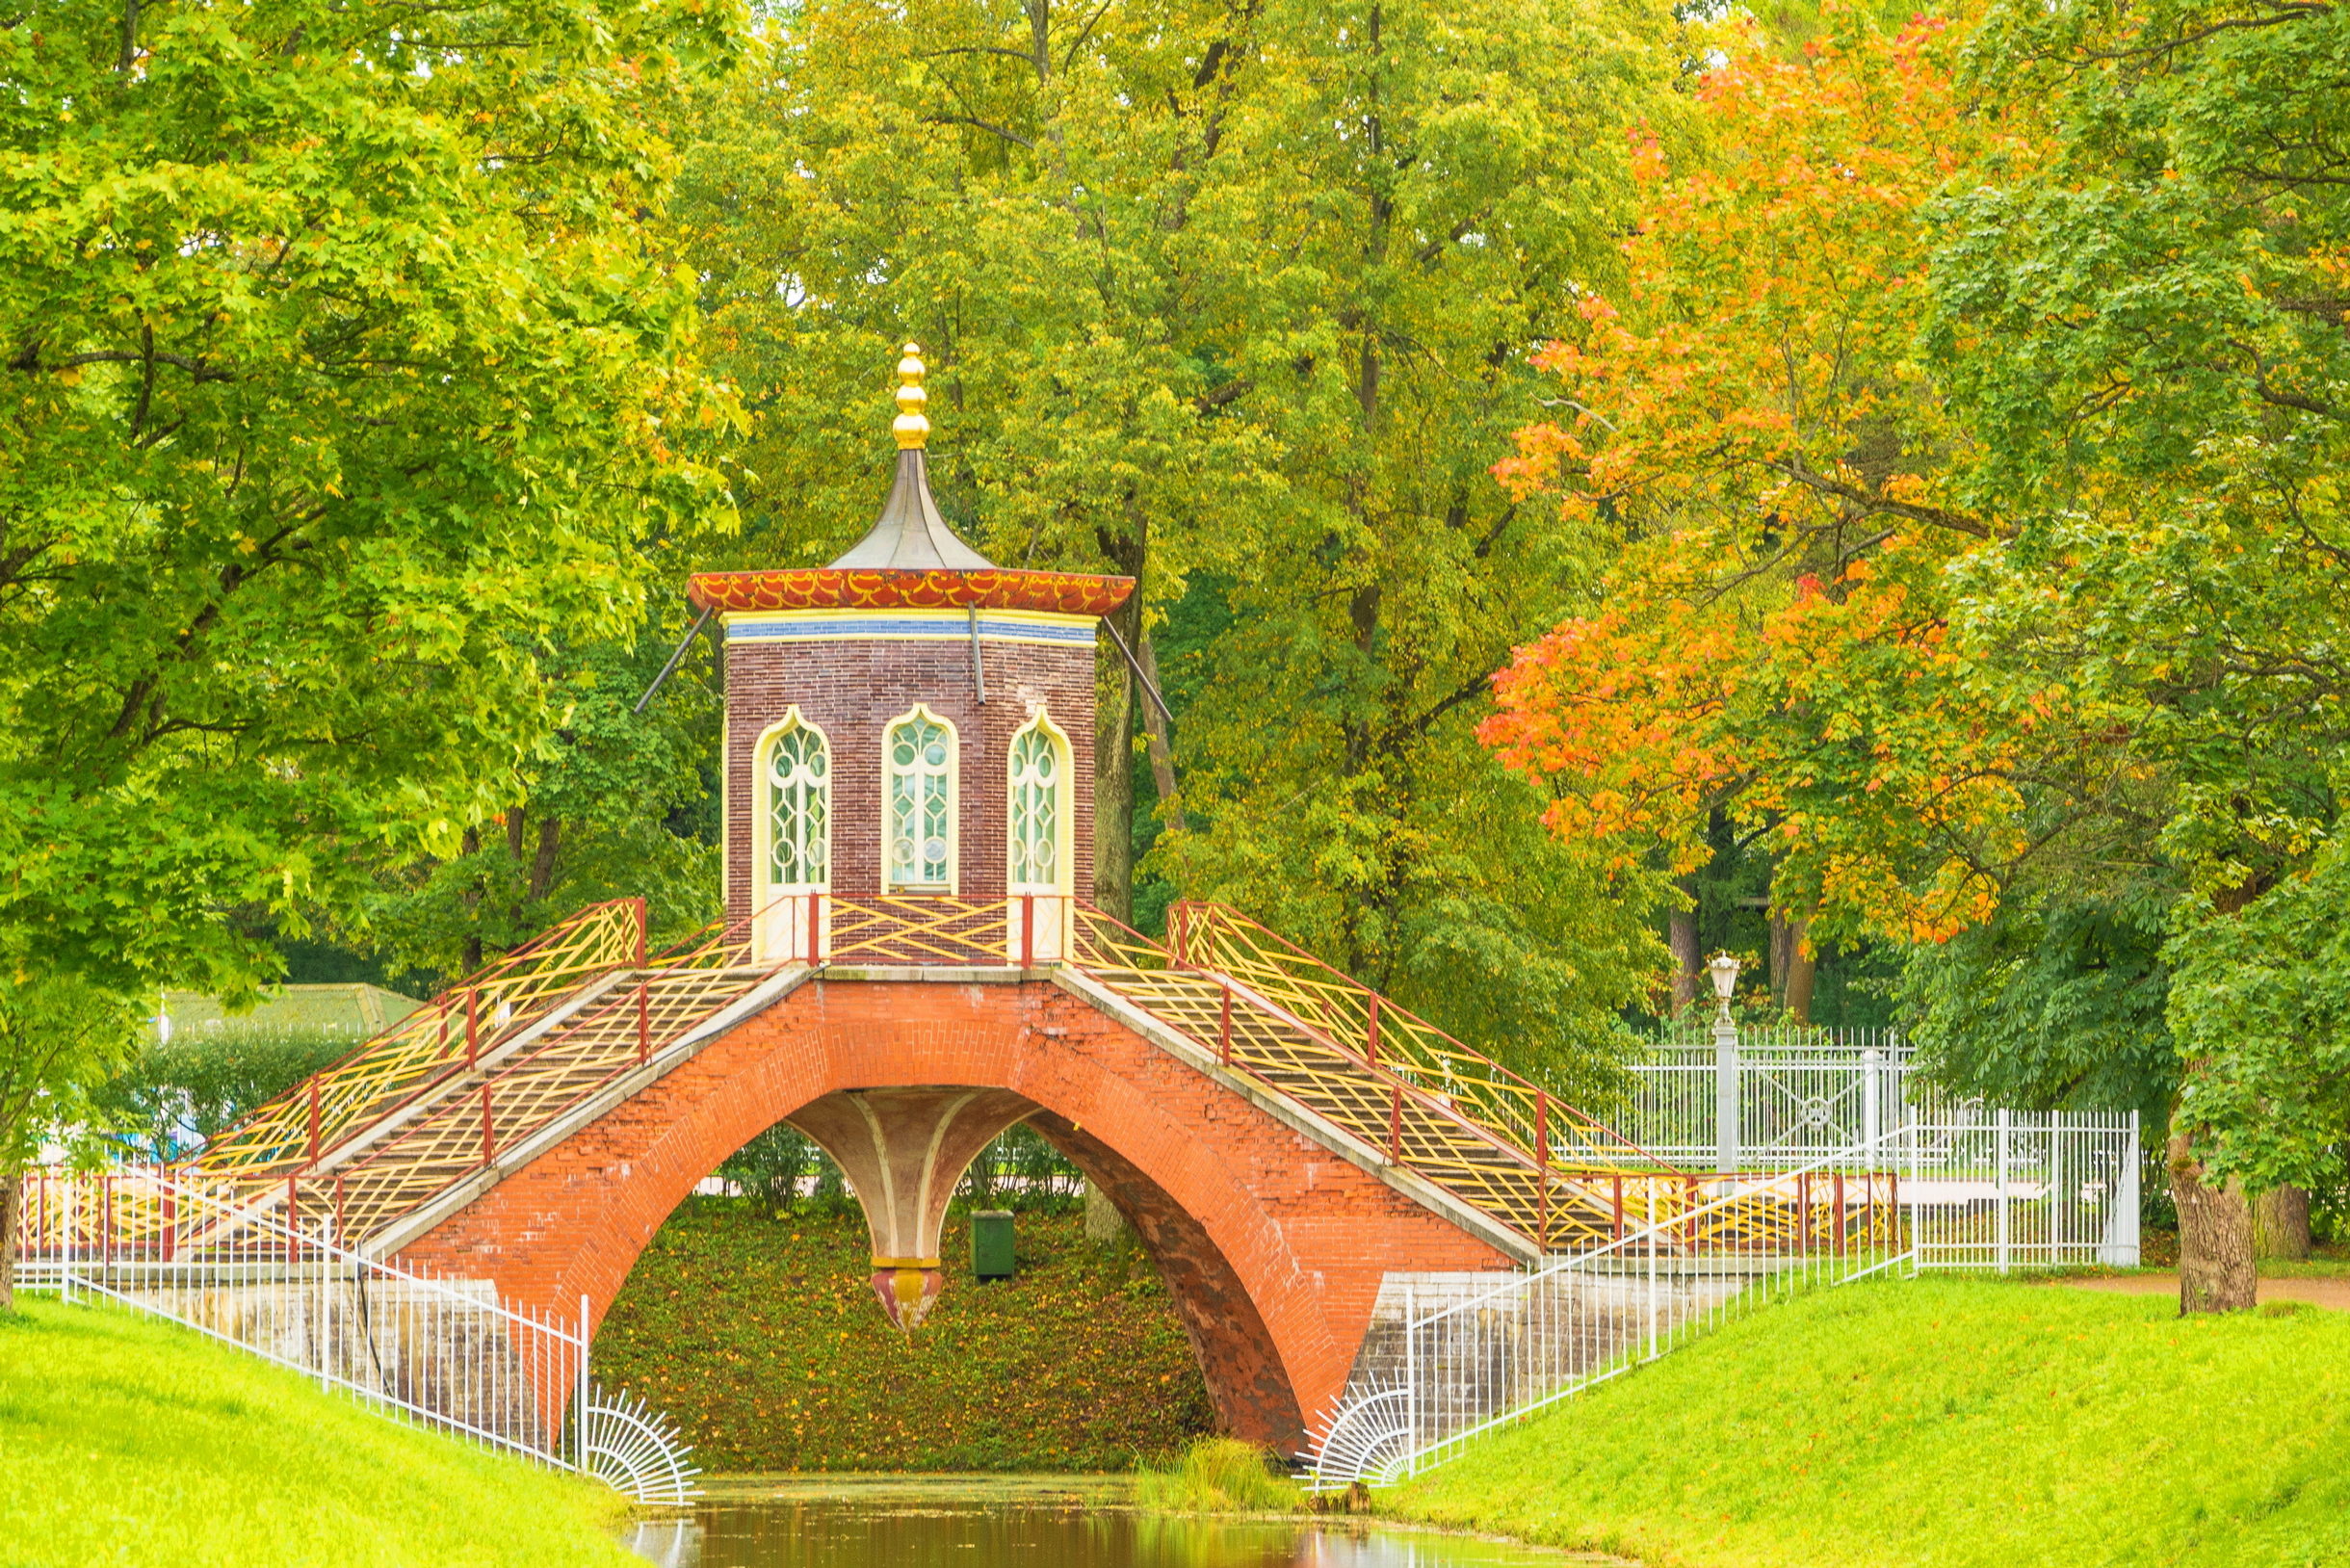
top-left (892, 343), bottom-right (929, 450)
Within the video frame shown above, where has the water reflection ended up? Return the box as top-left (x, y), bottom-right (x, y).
top-left (616, 1476), bottom-right (1579, 1568)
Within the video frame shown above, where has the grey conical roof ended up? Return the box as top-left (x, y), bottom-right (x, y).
top-left (825, 450), bottom-right (998, 571)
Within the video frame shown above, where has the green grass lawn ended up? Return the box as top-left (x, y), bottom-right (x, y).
top-left (1386, 1274), bottom-right (2350, 1568)
top-left (0, 1296), bottom-right (640, 1568)
top-left (594, 1201), bottom-right (1214, 1470)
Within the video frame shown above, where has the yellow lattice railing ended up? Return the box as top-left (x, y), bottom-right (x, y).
top-left (827, 895), bottom-right (1010, 965)
top-left (161, 889), bottom-right (1881, 1259)
top-left (1165, 902), bottom-right (1657, 1169)
top-left (1065, 905), bottom-right (1632, 1249)
top-left (199, 901), bottom-right (655, 1178)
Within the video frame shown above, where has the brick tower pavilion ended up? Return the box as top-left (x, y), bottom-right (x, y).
top-left (683, 346), bottom-right (1136, 1326)
top-left (689, 345), bottom-right (1136, 967)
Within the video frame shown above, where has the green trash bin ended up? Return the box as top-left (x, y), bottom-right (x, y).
top-left (971, 1210), bottom-right (1016, 1281)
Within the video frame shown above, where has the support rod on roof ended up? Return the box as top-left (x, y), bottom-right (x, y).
top-left (632, 604), bottom-right (716, 715)
top-left (1098, 615), bottom-right (1174, 728)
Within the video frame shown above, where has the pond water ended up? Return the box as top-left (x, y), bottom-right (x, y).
top-left (616, 1475), bottom-right (1593, 1568)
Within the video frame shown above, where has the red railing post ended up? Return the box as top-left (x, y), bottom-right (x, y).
top-left (634, 897), bottom-right (649, 966)
top-left (1218, 984), bottom-right (1233, 1065)
top-left (465, 988), bottom-right (480, 1069)
top-left (1021, 894), bottom-right (1035, 969)
top-left (306, 1079), bottom-right (322, 1167)
top-left (1389, 1085), bottom-right (1403, 1163)
top-left (806, 892), bottom-right (821, 966)
top-left (1367, 995), bottom-right (1379, 1069)
top-left (481, 1084), bottom-right (496, 1165)
top-left (161, 1186), bottom-right (176, 1265)
top-left (1611, 1173), bottom-right (1624, 1243)
top-left (637, 982), bottom-right (650, 1063)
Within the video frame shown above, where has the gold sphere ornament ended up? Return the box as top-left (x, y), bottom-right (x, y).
top-left (893, 342), bottom-right (929, 450)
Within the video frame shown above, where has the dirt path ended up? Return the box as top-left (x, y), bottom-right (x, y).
top-left (2055, 1273), bottom-right (2350, 1310)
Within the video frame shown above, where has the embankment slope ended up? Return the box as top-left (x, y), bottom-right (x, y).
top-left (1388, 1274), bottom-right (2350, 1568)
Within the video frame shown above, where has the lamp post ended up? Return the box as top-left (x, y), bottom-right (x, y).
top-left (1707, 954), bottom-right (1741, 1174)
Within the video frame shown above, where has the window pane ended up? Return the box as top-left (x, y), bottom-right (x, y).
top-left (1008, 724), bottom-right (1061, 891)
top-left (887, 715), bottom-right (953, 887)
top-left (767, 724), bottom-right (829, 890)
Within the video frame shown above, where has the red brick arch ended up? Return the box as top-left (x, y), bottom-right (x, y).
top-left (394, 976), bottom-right (1510, 1449)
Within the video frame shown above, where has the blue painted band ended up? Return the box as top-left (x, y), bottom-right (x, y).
top-left (728, 616), bottom-right (1097, 645)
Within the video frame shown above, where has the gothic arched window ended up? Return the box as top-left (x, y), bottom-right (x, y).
top-left (760, 714), bottom-right (831, 895)
top-left (883, 705), bottom-right (957, 891)
top-left (1006, 712), bottom-right (1071, 894)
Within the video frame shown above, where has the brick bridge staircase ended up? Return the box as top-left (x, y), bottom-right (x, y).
top-left (187, 897), bottom-right (1670, 1264)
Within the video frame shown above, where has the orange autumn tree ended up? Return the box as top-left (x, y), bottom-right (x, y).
top-left (1480, 6), bottom-right (2077, 1003)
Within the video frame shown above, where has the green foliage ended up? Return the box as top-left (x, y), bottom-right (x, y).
top-left (1916, 0), bottom-right (2350, 1178)
top-left (88, 1027), bottom-right (354, 1163)
top-left (1136, 1437), bottom-right (1304, 1515)
top-left (661, 0), bottom-right (1682, 1082)
top-left (2167, 840), bottom-right (2350, 1196)
top-left (0, 1300), bottom-right (637, 1566)
top-left (0, 980), bottom-right (144, 1168)
top-left (1900, 895), bottom-right (2178, 1125)
top-left (718, 1121), bottom-right (825, 1214)
top-left (0, 0), bottom-right (744, 1011)
top-left (359, 626), bottom-right (727, 978)
top-left (1391, 1275), bottom-right (2350, 1566)
top-left (594, 1204), bottom-right (1214, 1470)
top-left (955, 1122), bottom-right (1085, 1215)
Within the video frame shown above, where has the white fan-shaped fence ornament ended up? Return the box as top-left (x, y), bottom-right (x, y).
top-left (1306, 1377), bottom-right (1417, 1492)
top-left (583, 1385), bottom-right (704, 1505)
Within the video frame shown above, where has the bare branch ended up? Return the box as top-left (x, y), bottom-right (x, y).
top-left (923, 113), bottom-right (1036, 151)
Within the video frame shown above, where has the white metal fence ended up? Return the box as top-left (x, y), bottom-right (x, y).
top-left (13, 1167), bottom-right (697, 1504)
top-left (1621, 1024), bottom-right (1917, 1169)
top-left (1311, 1105), bottom-right (2142, 1488)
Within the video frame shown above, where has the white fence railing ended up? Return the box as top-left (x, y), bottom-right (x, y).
top-left (13, 1167), bottom-right (697, 1504)
top-left (1311, 1107), bottom-right (2141, 1488)
top-left (1623, 1026), bottom-right (1914, 1169)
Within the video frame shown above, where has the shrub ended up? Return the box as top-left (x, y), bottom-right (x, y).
top-left (90, 1028), bottom-right (357, 1161)
top-left (1136, 1437), bottom-right (1302, 1514)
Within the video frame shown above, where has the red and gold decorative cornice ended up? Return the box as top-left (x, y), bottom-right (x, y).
top-left (689, 567), bottom-right (1135, 616)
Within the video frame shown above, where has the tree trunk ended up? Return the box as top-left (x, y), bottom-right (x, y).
top-left (2170, 1129), bottom-right (2257, 1313)
top-left (528, 817), bottom-right (562, 902)
top-left (1094, 599), bottom-right (1138, 925)
top-left (1785, 914), bottom-right (1816, 1026)
top-left (1136, 635), bottom-right (1185, 834)
top-left (0, 1163), bottom-right (18, 1314)
top-left (1667, 904), bottom-right (1700, 1016)
top-left (460, 823), bottom-right (484, 974)
top-left (2253, 1184), bottom-right (2311, 1262)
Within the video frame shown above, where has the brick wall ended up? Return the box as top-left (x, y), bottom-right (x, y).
top-left (396, 978), bottom-right (1510, 1451)
top-left (724, 635), bottom-right (1098, 940)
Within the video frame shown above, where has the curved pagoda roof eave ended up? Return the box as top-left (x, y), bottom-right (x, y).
top-left (688, 566), bottom-right (1136, 617)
